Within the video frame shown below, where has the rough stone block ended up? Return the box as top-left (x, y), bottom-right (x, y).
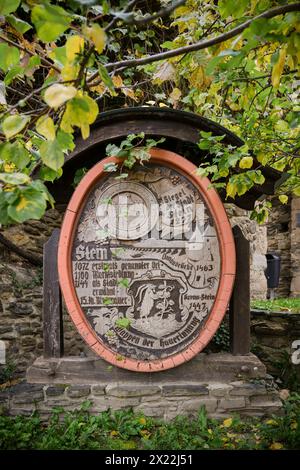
top-left (106, 384), bottom-right (160, 398)
top-left (13, 391), bottom-right (44, 404)
top-left (218, 397), bottom-right (246, 410)
top-left (180, 398), bottom-right (217, 414)
top-left (161, 384), bottom-right (208, 397)
top-left (230, 381), bottom-right (267, 396)
top-left (45, 385), bottom-right (66, 397)
top-left (250, 395), bottom-right (282, 408)
top-left (105, 397), bottom-right (141, 409)
top-left (91, 385), bottom-right (105, 396)
top-left (67, 385), bottom-right (91, 398)
top-left (8, 302), bottom-right (33, 316)
top-left (134, 401), bottom-right (176, 418)
top-left (208, 383), bottom-right (233, 397)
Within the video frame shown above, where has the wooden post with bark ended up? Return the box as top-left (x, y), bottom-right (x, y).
top-left (229, 225), bottom-right (251, 355)
top-left (43, 228), bottom-right (64, 357)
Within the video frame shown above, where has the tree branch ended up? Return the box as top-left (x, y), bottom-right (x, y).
top-left (101, 3), bottom-right (300, 72)
top-left (130, 0), bottom-right (186, 26)
top-left (104, 0), bottom-right (139, 32)
top-left (0, 34), bottom-right (61, 74)
top-left (0, 232), bottom-right (43, 266)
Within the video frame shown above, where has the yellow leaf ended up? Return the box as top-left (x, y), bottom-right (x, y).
top-left (189, 66), bottom-right (205, 90)
top-left (83, 24), bottom-right (106, 54)
top-left (122, 87), bottom-right (138, 101)
top-left (44, 84), bottom-right (77, 108)
top-left (279, 195), bottom-right (288, 204)
top-left (226, 182), bottom-right (237, 199)
top-left (270, 442), bottom-right (283, 450)
top-left (90, 82), bottom-right (106, 95)
top-left (110, 430), bottom-right (119, 437)
top-left (16, 196), bottom-right (28, 212)
top-left (139, 417), bottom-right (147, 425)
top-left (153, 61), bottom-right (175, 83)
top-left (80, 123), bottom-right (90, 140)
top-left (266, 419), bottom-right (277, 426)
top-left (36, 115), bottom-right (56, 140)
top-left (169, 87), bottom-right (182, 107)
top-left (112, 75), bottom-right (123, 88)
top-left (223, 418), bottom-right (233, 428)
top-left (61, 92), bottom-right (98, 139)
top-left (66, 35), bottom-right (84, 62)
top-left (290, 421), bottom-right (298, 430)
top-left (239, 156), bottom-right (253, 169)
top-left (61, 64), bottom-right (79, 81)
top-left (272, 47), bottom-right (287, 88)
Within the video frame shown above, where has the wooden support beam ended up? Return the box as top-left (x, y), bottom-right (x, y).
top-left (43, 228), bottom-right (64, 358)
top-left (229, 225), bottom-right (251, 355)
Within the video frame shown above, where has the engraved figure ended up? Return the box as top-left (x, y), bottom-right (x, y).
top-left (89, 307), bottom-right (119, 336)
top-left (136, 284), bottom-right (163, 319)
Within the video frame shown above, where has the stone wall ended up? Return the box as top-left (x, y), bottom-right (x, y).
top-left (225, 204), bottom-right (268, 300)
top-left (0, 204), bottom-right (286, 380)
top-left (251, 309), bottom-right (300, 382)
top-left (0, 208), bottom-right (90, 378)
top-left (266, 199), bottom-right (292, 297)
top-left (0, 353), bottom-right (282, 420)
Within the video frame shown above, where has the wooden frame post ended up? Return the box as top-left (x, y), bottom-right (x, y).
top-left (43, 228), bottom-right (64, 357)
top-left (229, 225), bottom-right (251, 355)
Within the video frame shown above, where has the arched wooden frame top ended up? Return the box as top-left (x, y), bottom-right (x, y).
top-left (58, 148), bottom-right (236, 372)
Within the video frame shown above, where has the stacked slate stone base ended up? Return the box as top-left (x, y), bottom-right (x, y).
top-left (0, 353), bottom-right (282, 420)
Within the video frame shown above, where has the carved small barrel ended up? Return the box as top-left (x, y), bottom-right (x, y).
top-left (58, 148), bottom-right (236, 371)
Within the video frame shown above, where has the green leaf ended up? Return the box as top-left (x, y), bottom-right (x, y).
top-left (4, 65), bottom-right (23, 85)
top-left (0, 43), bottom-right (20, 72)
top-left (118, 278), bottom-right (130, 288)
top-left (8, 188), bottom-right (47, 223)
top-left (2, 114), bottom-right (30, 139)
top-left (39, 166), bottom-right (63, 183)
top-left (115, 317), bottom-right (131, 329)
top-left (0, 192), bottom-right (13, 226)
top-left (9, 141), bottom-right (31, 170)
top-left (40, 140), bottom-right (64, 171)
top-left (56, 130), bottom-right (75, 152)
top-left (0, 0), bottom-right (20, 15)
top-left (7, 15), bottom-right (32, 34)
top-left (103, 162), bottom-right (118, 172)
top-left (72, 167), bottom-right (87, 187)
top-left (31, 3), bottom-right (71, 42)
top-left (0, 172), bottom-right (30, 184)
top-left (219, 0), bottom-right (248, 18)
top-left (98, 64), bottom-right (115, 92)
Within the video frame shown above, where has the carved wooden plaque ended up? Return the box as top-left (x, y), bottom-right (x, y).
top-left (58, 149), bottom-right (235, 371)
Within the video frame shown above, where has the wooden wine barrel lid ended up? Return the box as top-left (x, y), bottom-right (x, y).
top-left (58, 148), bottom-right (236, 372)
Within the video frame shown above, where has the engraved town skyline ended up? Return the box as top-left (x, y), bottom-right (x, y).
top-left (71, 164), bottom-right (220, 361)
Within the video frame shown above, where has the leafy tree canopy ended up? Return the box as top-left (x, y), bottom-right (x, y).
top-left (0, 0), bottom-right (299, 225)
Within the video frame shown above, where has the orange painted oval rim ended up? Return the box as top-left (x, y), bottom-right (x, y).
top-left (58, 148), bottom-right (236, 372)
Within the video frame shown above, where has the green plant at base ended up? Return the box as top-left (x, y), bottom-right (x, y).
top-left (1, 394), bottom-right (299, 450)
